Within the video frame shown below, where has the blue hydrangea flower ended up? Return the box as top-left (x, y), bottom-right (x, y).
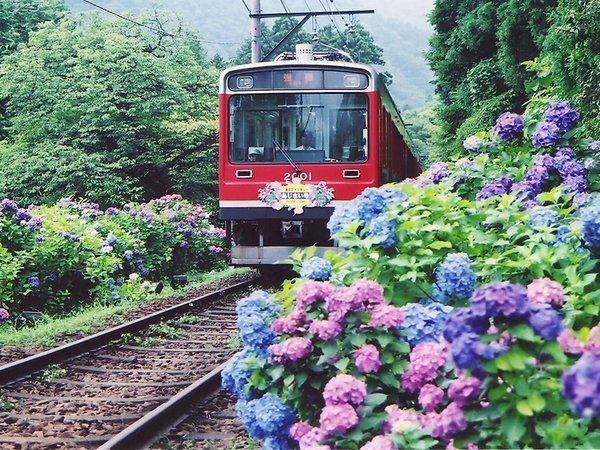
top-left (401, 301), bottom-right (454, 346)
top-left (432, 253), bottom-right (476, 301)
top-left (236, 398), bottom-right (266, 440)
top-left (562, 352), bottom-right (600, 418)
top-left (365, 215), bottom-right (397, 249)
top-left (532, 121), bottom-right (561, 148)
top-left (238, 313), bottom-right (277, 350)
top-left (526, 303), bottom-right (564, 340)
top-left (491, 112), bottom-right (524, 142)
top-left (236, 290), bottom-right (281, 321)
top-left (327, 201), bottom-right (358, 235)
top-left (542, 102), bottom-right (580, 132)
top-left (450, 332), bottom-right (507, 377)
top-left (222, 348), bottom-right (266, 399)
top-left (529, 208), bottom-right (560, 228)
top-left (355, 188), bottom-right (389, 225)
top-left (588, 140), bottom-right (600, 153)
top-left (300, 256), bottom-right (332, 281)
top-left (580, 195), bottom-right (600, 251)
top-left (254, 393), bottom-right (296, 435)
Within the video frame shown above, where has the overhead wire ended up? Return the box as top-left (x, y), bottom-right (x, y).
top-left (78, 0), bottom-right (243, 45)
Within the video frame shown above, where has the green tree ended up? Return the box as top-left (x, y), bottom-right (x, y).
top-left (426, 0), bottom-right (558, 159)
top-left (0, 0), bottom-right (68, 60)
top-left (0, 13), bottom-right (219, 208)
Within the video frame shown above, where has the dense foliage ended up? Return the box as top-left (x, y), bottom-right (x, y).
top-left (0, 195), bottom-right (226, 322)
top-left (222, 92), bottom-right (600, 448)
top-left (426, 0), bottom-right (599, 161)
top-left (0, 12), bottom-right (219, 208)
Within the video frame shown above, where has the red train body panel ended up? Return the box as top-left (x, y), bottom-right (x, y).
top-left (218, 50), bottom-right (420, 265)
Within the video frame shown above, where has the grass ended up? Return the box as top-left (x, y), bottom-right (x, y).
top-left (0, 267), bottom-right (252, 348)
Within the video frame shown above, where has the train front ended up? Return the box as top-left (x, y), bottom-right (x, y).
top-left (218, 52), bottom-right (381, 266)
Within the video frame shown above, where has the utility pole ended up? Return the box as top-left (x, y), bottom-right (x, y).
top-left (248, 7), bottom-right (374, 63)
top-left (251, 0), bottom-right (261, 63)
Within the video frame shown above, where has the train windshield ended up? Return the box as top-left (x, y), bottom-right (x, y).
top-left (228, 93), bottom-right (368, 164)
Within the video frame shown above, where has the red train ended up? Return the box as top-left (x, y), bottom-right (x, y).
top-left (218, 45), bottom-right (420, 266)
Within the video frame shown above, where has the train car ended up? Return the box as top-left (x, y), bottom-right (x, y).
top-left (218, 44), bottom-right (420, 266)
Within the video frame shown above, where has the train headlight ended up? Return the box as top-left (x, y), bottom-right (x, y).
top-left (237, 76), bottom-right (254, 89)
top-left (343, 75), bottom-right (361, 88)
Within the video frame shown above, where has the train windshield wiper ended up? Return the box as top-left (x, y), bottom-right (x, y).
top-left (273, 140), bottom-right (303, 176)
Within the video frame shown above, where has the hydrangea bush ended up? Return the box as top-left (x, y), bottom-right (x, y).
top-left (0, 195), bottom-right (227, 320)
top-left (224, 100), bottom-right (600, 449)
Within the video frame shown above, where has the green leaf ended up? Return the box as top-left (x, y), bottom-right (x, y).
top-left (527, 391), bottom-right (546, 412)
top-left (517, 400), bottom-right (533, 416)
top-left (501, 411), bottom-right (526, 444)
top-left (510, 323), bottom-right (536, 342)
top-left (334, 357), bottom-right (350, 371)
top-left (380, 372), bottom-right (400, 389)
top-left (364, 393), bottom-right (388, 407)
top-left (429, 240), bottom-right (453, 249)
top-left (376, 334), bottom-right (395, 347)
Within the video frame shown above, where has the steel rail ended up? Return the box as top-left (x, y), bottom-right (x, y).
top-left (0, 277), bottom-right (256, 385)
top-left (97, 361), bottom-right (228, 450)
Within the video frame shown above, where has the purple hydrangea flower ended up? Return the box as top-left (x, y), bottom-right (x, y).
top-left (543, 102), bottom-right (580, 132)
top-left (462, 135), bottom-right (484, 151)
top-left (432, 253), bottom-right (476, 301)
top-left (426, 402), bottom-right (468, 441)
top-left (323, 374), bottom-right (367, 406)
top-left (476, 177), bottom-right (513, 201)
top-left (491, 112), bottom-right (524, 142)
top-left (319, 403), bottom-right (359, 436)
top-left (448, 375), bottom-right (482, 406)
top-left (349, 278), bottom-right (386, 309)
top-left (0, 198), bottom-right (18, 212)
top-left (354, 344), bottom-right (382, 373)
top-left (300, 256), bottom-right (332, 281)
top-left (28, 276), bottom-right (40, 289)
top-left (450, 332), bottom-right (507, 376)
top-left (532, 121), bottom-right (561, 148)
top-left (443, 307), bottom-right (489, 343)
top-left (0, 307), bottom-right (9, 321)
top-left (562, 352), bottom-right (600, 418)
top-left (383, 405), bottom-right (420, 433)
top-left (469, 281), bottom-right (528, 319)
top-left (526, 303), bottom-right (564, 340)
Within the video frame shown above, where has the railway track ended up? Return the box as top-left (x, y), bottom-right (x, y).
top-left (0, 275), bottom-right (263, 449)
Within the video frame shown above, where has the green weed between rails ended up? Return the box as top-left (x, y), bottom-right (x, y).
top-left (0, 391), bottom-right (23, 412)
top-left (0, 267), bottom-right (251, 348)
top-left (37, 364), bottom-right (67, 383)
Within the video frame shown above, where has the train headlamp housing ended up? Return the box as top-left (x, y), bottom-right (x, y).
top-left (237, 76), bottom-right (254, 89)
top-left (343, 75), bottom-right (361, 88)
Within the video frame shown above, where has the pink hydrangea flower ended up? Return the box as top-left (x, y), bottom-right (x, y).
top-left (383, 404), bottom-right (420, 434)
top-left (401, 342), bottom-right (448, 393)
top-left (426, 402), bottom-right (467, 441)
top-left (354, 344), bottom-right (382, 373)
top-left (418, 383), bottom-right (444, 412)
top-left (557, 329), bottom-right (584, 355)
top-left (448, 375), bottom-right (482, 406)
top-left (367, 304), bottom-right (404, 328)
top-left (323, 374), bottom-right (367, 406)
top-left (309, 319), bottom-right (343, 341)
top-left (527, 278), bottom-right (565, 306)
top-left (319, 403), bottom-right (359, 435)
top-left (586, 323), bottom-right (600, 352)
top-left (0, 307), bottom-right (9, 321)
top-left (272, 307), bottom-right (308, 335)
top-left (268, 337), bottom-right (313, 364)
top-left (296, 281), bottom-right (335, 309)
top-left (325, 286), bottom-right (361, 321)
top-left (289, 421), bottom-right (312, 441)
top-left (349, 278), bottom-right (386, 310)
top-left (298, 426), bottom-right (328, 448)
top-left (360, 435), bottom-right (398, 450)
